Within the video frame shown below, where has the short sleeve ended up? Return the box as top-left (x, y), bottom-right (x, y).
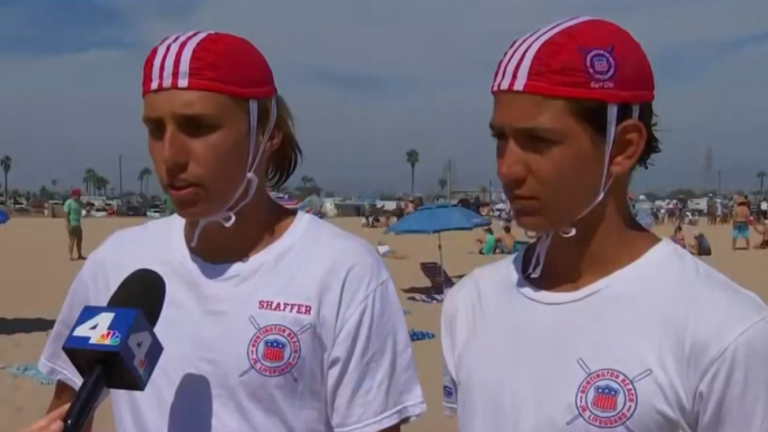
top-left (440, 291), bottom-right (458, 415)
top-left (695, 315), bottom-right (768, 432)
top-left (62, 200), bottom-right (70, 214)
top-left (38, 253), bottom-right (106, 393)
top-left (326, 259), bottom-right (425, 432)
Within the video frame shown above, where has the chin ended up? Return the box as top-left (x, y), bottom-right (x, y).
top-left (174, 204), bottom-right (216, 221)
top-left (514, 215), bottom-right (555, 232)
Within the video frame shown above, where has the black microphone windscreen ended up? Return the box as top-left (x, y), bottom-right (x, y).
top-left (106, 269), bottom-right (166, 328)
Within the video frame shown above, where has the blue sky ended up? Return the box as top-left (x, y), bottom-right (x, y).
top-left (1, 0), bottom-right (767, 195)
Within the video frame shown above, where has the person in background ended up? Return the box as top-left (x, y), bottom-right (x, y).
top-left (63, 188), bottom-right (86, 261)
top-left (760, 198), bottom-right (768, 222)
top-left (442, 17), bottom-right (768, 432)
top-left (475, 227), bottom-right (496, 255)
top-left (706, 194), bottom-right (717, 225)
top-left (716, 199), bottom-right (724, 224)
top-left (162, 193), bottom-right (175, 216)
top-left (633, 194), bottom-right (654, 230)
top-left (688, 230), bottom-right (712, 256)
top-left (752, 220), bottom-right (768, 249)
top-left (496, 225), bottom-right (517, 254)
top-left (670, 224), bottom-right (686, 248)
top-left (732, 196), bottom-right (751, 250)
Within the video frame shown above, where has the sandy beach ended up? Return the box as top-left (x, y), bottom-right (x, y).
top-left (1, 216), bottom-right (767, 431)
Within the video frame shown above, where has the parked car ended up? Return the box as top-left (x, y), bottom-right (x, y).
top-left (146, 204), bottom-right (165, 218)
top-left (91, 206), bottom-right (109, 218)
top-left (146, 208), bottom-right (164, 218)
top-left (123, 205), bottom-right (145, 217)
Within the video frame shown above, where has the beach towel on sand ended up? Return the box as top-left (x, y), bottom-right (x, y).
top-left (409, 329), bottom-right (436, 342)
top-left (0, 363), bottom-right (54, 385)
top-left (406, 294), bottom-right (444, 304)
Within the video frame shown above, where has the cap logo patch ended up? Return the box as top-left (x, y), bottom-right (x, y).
top-left (583, 46), bottom-right (616, 88)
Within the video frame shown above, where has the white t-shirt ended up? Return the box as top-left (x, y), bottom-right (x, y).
top-left (441, 239), bottom-right (768, 432)
top-left (760, 201), bottom-right (767, 211)
top-left (40, 212), bottom-right (425, 432)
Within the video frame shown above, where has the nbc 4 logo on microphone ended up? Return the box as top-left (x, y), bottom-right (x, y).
top-left (93, 330), bottom-right (122, 346)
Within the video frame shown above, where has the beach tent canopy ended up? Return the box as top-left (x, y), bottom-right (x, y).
top-left (269, 192), bottom-right (301, 209)
top-left (301, 195), bottom-right (323, 212)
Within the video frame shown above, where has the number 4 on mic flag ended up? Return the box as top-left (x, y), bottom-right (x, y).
top-left (63, 306), bottom-right (164, 391)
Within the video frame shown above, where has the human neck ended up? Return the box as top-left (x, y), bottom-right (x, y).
top-left (527, 199), bottom-right (659, 292)
top-left (184, 191), bottom-right (296, 264)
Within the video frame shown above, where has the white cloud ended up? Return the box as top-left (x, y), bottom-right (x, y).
top-left (1, 0), bottom-right (766, 194)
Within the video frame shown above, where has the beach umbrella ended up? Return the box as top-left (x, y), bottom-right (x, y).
top-left (270, 192), bottom-right (301, 209)
top-left (385, 204), bottom-right (490, 289)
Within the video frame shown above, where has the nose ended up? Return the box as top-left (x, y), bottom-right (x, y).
top-left (496, 139), bottom-right (527, 189)
top-left (161, 127), bottom-right (189, 177)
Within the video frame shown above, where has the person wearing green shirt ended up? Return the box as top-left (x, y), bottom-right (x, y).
top-left (475, 227), bottom-right (497, 255)
top-left (63, 188), bottom-right (86, 260)
top-left (163, 194), bottom-right (175, 215)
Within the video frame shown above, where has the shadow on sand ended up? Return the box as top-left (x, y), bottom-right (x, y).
top-left (0, 318), bottom-right (56, 336)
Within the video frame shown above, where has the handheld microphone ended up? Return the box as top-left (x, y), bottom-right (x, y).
top-left (61, 269), bottom-right (167, 432)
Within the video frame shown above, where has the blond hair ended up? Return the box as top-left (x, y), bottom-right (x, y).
top-left (239, 95), bottom-right (302, 188)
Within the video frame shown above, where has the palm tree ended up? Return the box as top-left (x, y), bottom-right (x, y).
top-left (1, 155), bottom-right (12, 205)
top-left (406, 149), bottom-right (419, 196)
top-left (83, 168), bottom-right (97, 195)
top-left (138, 167), bottom-right (152, 194)
top-left (93, 175), bottom-right (110, 196)
top-left (757, 170), bottom-right (767, 196)
top-left (438, 178), bottom-right (447, 191)
top-left (300, 175), bottom-right (315, 188)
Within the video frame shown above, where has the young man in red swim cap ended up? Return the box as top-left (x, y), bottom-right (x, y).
top-left (29, 31), bottom-right (424, 432)
top-left (441, 17), bottom-right (768, 431)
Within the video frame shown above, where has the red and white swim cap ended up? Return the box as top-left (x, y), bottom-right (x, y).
top-left (491, 16), bottom-right (655, 104)
top-left (142, 31), bottom-right (277, 100)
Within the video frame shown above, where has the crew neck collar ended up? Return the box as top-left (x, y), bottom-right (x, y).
top-left (512, 238), bottom-right (669, 304)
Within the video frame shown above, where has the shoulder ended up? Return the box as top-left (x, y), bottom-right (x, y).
top-left (443, 257), bottom-right (514, 317)
top-left (657, 241), bottom-right (768, 354)
top-left (298, 215), bottom-right (383, 267)
top-left (294, 215), bottom-right (391, 300)
top-left (663, 241), bottom-right (765, 317)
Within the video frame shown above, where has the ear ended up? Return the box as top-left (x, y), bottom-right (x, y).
top-left (264, 129), bottom-right (283, 155)
top-left (609, 119), bottom-right (647, 177)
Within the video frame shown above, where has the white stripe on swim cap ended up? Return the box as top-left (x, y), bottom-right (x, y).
top-left (512, 16), bottom-right (594, 91)
top-left (161, 31), bottom-right (198, 89)
top-left (492, 36), bottom-right (533, 92)
top-left (150, 33), bottom-right (183, 91)
top-left (177, 31), bottom-right (214, 89)
top-left (498, 16), bottom-right (580, 92)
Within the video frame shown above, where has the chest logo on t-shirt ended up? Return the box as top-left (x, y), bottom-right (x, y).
top-left (238, 315), bottom-right (313, 383)
top-left (565, 358), bottom-right (653, 431)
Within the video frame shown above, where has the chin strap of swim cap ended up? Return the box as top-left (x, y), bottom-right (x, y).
top-left (190, 97), bottom-right (278, 247)
top-left (526, 104), bottom-right (640, 278)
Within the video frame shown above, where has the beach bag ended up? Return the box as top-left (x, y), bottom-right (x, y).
top-left (694, 234), bottom-right (712, 256)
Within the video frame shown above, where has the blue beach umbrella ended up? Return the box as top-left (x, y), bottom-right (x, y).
top-left (385, 204), bottom-right (490, 285)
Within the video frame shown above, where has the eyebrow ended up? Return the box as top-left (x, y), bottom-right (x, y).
top-left (489, 123), bottom-right (560, 136)
top-left (142, 112), bottom-right (219, 124)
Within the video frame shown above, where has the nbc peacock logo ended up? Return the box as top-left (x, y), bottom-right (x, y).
top-left (93, 330), bottom-right (121, 346)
